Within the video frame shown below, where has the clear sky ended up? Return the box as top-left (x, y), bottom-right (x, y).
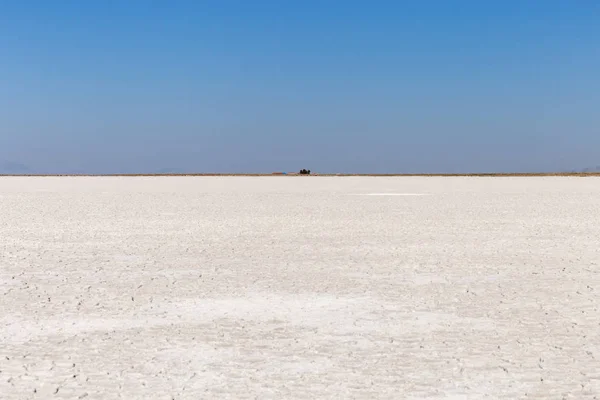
top-left (1, 1), bottom-right (599, 174)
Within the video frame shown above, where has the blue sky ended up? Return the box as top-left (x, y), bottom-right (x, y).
top-left (1, 1), bottom-right (599, 173)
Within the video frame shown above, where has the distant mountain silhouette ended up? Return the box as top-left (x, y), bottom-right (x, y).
top-left (155, 167), bottom-right (187, 174)
top-left (581, 166), bottom-right (600, 173)
top-left (0, 161), bottom-right (31, 174)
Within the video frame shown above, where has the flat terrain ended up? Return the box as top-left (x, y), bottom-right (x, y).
top-left (1, 176), bottom-right (599, 399)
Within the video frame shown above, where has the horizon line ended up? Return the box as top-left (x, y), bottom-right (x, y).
top-left (1, 172), bottom-right (600, 177)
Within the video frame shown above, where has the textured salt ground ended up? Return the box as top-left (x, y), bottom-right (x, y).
top-left (352, 193), bottom-right (429, 196)
top-left (1, 176), bottom-right (600, 399)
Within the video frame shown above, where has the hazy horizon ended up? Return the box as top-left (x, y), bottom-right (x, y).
top-left (2, 2), bottom-right (599, 174)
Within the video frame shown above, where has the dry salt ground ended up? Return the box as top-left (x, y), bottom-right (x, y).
top-left (1, 176), bottom-right (600, 399)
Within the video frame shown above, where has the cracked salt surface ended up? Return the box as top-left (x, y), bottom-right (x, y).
top-left (1, 176), bottom-right (600, 399)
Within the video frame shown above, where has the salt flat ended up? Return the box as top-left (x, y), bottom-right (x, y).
top-left (1, 176), bottom-right (600, 399)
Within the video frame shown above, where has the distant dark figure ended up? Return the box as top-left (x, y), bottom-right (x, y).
top-left (299, 169), bottom-right (311, 175)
